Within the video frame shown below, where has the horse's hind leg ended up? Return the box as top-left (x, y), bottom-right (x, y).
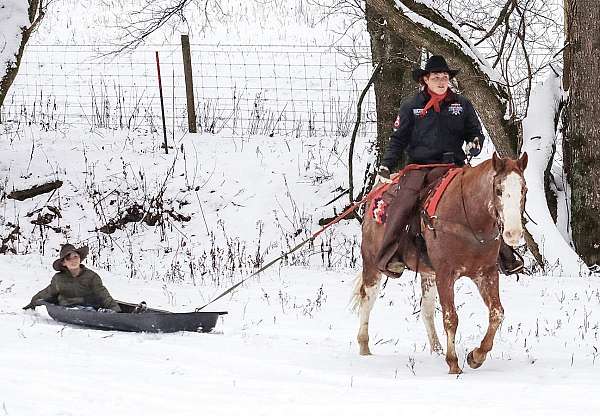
top-left (420, 272), bottom-right (443, 354)
top-left (351, 265), bottom-right (382, 356)
top-left (467, 271), bottom-right (504, 369)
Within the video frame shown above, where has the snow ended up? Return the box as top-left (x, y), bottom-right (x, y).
top-left (1, 1), bottom-right (599, 415)
top-left (1, 123), bottom-right (598, 414)
top-left (394, 0), bottom-right (504, 84)
top-left (0, 128), bottom-right (363, 277)
top-left (522, 74), bottom-right (588, 276)
top-left (1, 254), bottom-right (599, 415)
top-left (0, 0), bottom-right (29, 72)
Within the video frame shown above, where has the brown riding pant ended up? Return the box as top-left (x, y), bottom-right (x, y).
top-left (376, 167), bottom-right (449, 277)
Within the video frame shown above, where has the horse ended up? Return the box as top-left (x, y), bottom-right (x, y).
top-left (351, 152), bottom-right (528, 374)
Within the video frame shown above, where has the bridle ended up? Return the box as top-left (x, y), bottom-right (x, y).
top-left (458, 170), bottom-right (502, 245)
top-left (422, 160), bottom-right (526, 246)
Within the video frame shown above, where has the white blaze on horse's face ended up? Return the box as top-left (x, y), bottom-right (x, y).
top-left (497, 172), bottom-right (524, 247)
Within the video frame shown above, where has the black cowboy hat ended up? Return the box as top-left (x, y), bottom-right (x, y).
top-left (412, 55), bottom-right (460, 82)
top-left (53, 243), bottom-right (89, 271)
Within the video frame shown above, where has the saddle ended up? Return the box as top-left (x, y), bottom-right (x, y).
top-left (371, 165), bottom-right (462, 268)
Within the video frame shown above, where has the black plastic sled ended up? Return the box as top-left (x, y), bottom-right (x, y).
top-left (42, 301), bottom-right (227, 333)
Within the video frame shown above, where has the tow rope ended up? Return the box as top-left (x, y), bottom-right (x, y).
top-left (196, 194), bottom-right (370, 311)
top-left (196, 163), bottom-right (453, 311)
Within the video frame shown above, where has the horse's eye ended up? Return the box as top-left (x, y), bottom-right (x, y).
top-left (495, 189), bottom-right (502, 197)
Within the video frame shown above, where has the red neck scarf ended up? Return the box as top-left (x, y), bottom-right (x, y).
top-left (420, 88), bottom-right (448, 118)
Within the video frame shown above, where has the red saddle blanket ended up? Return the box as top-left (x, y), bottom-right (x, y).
top-left (369, 165), bottom-right (462, 224)
top-left (423, 167), bottom-right (462, 217)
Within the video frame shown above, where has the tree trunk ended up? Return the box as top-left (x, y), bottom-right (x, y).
top-left (0, 0), bottom-right (43, 111)
top-left (563, 0), bottom-right (600, 266)
top-left (365, 3), bottom-right (420, 171)
top-left (365, 0), bottom-right (520, 158)
top-left (562, 0), bottom-right (572, 91)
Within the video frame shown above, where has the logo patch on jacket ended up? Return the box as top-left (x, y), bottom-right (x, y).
top-left (448, 103), bottom-right (463, 115)
top-left (394, 115), bottom-right (400, 127)
top-left (413, 108), bottom-right (423, 116)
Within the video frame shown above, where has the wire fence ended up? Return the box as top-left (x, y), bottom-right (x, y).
top-left (1, 43), bottom-right (377, 138)
top-left (1, 42), bottom-right (558, 138)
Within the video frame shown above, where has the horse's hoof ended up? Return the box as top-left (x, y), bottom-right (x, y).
top-left (448, 367), bottom-right (463, 375)
top-left (467, 351), bottom-right (483, 369)
top-left (359, 347), bottom-right (372, 356)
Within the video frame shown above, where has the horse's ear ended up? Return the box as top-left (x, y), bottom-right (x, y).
top-left (492, 152), bottom-right (504, 172)
top-left (517, 152), bottom-right (528, 171)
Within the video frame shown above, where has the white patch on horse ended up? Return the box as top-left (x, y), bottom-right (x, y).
top-left (499, 172), bottom-right (523, 246)
top-left (487, 201), bottom-right (495, 216)
top-left (358, 279), bottom-right (380, 320)
top-left (421, 273), bottom-right (442, 354)
top-left (353, 274), bottom-right (381, 355)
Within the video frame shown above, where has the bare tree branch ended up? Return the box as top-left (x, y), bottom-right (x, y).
top-left (110, 0), bottom-right (226, 55)
top-left (475, 0), bottom-right (516, 46)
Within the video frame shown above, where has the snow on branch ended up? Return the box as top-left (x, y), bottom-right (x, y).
top-left (394, 0), bottom-right (503, 84)
top-left (522, 73), bottom-right (589, 276)
top-left (0, 0), bottom-right (30, 71)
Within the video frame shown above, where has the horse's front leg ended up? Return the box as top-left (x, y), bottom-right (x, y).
top-left (468, 270), bottom-right (504, 369)
top-left (351, 265), bottom-right (382, 355)
top-left (436, 271), bottom-right (461, 374)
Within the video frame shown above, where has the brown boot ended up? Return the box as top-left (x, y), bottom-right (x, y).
top-left (498, 242), bottom-right (524, 275)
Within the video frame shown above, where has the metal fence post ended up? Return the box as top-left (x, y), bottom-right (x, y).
top-left (155, 51), bottom-right (169, 154)
top-left (181, 35), bottom-right (197, 133)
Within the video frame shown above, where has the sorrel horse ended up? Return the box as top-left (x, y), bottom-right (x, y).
top-left (352, 152), bottom-right (528, 374)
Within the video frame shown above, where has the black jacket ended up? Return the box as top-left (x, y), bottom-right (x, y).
top-left (381, 90), bottom-right (483, 169)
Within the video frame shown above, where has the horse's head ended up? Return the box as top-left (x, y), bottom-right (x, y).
top-left (491, 152), bottom-right (528, 247)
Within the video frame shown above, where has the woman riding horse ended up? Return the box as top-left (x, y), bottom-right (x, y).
top-left (354, 55), bottom-right (529, 374)
top-left (374, 55), bottom-right (523, 277)
top-left (356, 152), bottom-right (528, 374)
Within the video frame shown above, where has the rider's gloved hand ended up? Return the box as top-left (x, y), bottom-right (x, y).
top-left (375, 166), bottom-right (392, 184)
top-left (466, 137), bottom-right (481, 157)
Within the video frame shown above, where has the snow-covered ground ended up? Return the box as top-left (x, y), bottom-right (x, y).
top-left (1, 1), bottom-right (599, 415)
top-left (2, 253), bottom-right (599, 415)
top-left (0, 126), bottom-right (599, 415)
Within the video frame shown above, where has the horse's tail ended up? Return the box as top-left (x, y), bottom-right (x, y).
top-left (348, 271), bottom-right (365, 314)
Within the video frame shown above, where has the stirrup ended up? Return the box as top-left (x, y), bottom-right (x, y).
top-left (387, 261), bottom-right (406, 274)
